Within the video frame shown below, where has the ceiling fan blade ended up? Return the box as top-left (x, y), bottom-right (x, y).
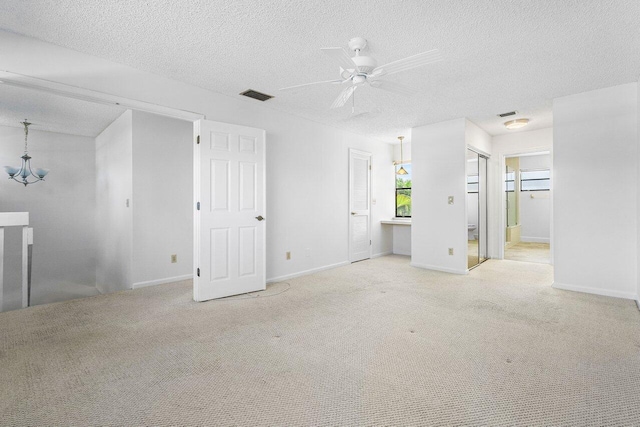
top-left (280, 79), bottom-right (343, 91)
top-left (371, 49), bottom-right (442, 78)
top-left (321, 47), bottom-right (360, 73)
top-left (369, 80), bottom-right (414, 97)
top-left (331, 85), bottom-right (356, 109)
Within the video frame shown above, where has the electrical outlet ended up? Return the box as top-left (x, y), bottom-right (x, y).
top-left (286, 251), bottom-right (291, 260)
top-left (448, 196), bottom-right (454, 205)
top-left (448, 248), bottom-right (454, 256)
top-left (171, 254), bottom-right (177, 263)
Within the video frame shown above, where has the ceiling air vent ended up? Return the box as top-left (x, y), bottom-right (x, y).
top-left (240, 89), bottom-right (274, 102)
top-left (498, 111), bottom-right (517, 118)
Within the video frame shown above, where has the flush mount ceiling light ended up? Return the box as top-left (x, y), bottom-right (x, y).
top-left (504, 118), bottom-right (530, 130)
top-left (4, 120), bottom-right (49, 186)
top-left (396, 136), bottom-right (408, 175)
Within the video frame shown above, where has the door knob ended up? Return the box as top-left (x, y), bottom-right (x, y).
top-left (255, 215), bottom-right (265, 221)
top-left (351, 212), bottom-right (357, 215)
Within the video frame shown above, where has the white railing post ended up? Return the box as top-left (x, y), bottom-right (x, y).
top-left (27, 227), bottom-right (33, 307)
top-left (0, 226), bottom-right (4, 310)
top-left (0, 212), bottom-right (30, 309)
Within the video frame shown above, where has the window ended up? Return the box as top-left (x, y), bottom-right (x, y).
top-left (520, 169), bottom-right (550, 191)
top-left (395, 163), bottom-right (411, 217)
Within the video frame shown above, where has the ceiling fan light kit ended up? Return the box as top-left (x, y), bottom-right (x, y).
top-left (280, 37), bottom-right (443, 113)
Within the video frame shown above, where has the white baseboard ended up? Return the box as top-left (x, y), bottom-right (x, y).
top-left (372, 251), bottom-right (393, 258)
top-left (267, 261), bottom-right (350, 283)
top-left (552, 282), bottom-right (637, 300)
top-left (521, 236), bottom-right (550, 243)
top-left (410, 262), bottom-right (468, 275)
top-left (132, 274), bottom-right (193, 289)
top-left (392, 250), bottom-right (411, 256)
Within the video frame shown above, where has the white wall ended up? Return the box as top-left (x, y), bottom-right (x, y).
top-left (95, 110), bottom-right (133, 293)
top-left (519, 154), bottom-right (551, 243)
top-left (466, 120), bottom-right (493, 155)
top-left (1, 30), bottom-right (394, 286)
top-left (411, 118), bottom-right (468, 274)
top-left (392, 225), bottom-right (411, 255)
top-left (554, 83), bottom-right (638, 300)
top-left (491, 127), bottom-right (553, 258)
top-left (131, 111), bottom-right (193, 287)
top-left (265, 123), bottom-right (394, 281)
top-left (393, 140), bottom-right (411, 162)
top-left (0, 125), bottom-right (96, 309)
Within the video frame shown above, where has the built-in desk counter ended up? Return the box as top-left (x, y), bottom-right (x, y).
top-left (380, 219), bottom-right (411, 255)
top-left (380, 219), bottom-right (411, 226)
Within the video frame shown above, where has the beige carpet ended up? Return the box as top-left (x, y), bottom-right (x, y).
top-left (1, 256), bottom-right (640, 426)
top-left (505, 242), bottom-right (551, 264)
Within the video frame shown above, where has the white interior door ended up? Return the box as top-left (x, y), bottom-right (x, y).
top-left (349, 149), bottom-right (372, 262)
top-left (194, 120), bottom-right (266, 301)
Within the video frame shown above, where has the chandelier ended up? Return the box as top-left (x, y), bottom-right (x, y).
top-left (4, 120), bottom-right (49, 186)
top-left (396, 136), bottom-right (408, 175)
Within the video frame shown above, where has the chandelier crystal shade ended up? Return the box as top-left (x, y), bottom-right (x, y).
top-left (4, 120), bottom-right (49, 186)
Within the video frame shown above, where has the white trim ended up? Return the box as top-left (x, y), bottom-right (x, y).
top-left (520, 236), bottom-right (550, 243)
top-left (372, 251), bottom-right (393, 258)
top-left (410, 262), bottom-right (468, 275)
top-left (0, 70), bottom-right (205, 122)
top-left (348, 148), bottom-right (372, 263)
top-left (267, 261), bottom-right (350, 283)
top-left (132, 274), bottom-right (193, 289)
top-left (552, 282), bottom-right (637, 300)
top-left (466, 145), bottom-right (491, 159)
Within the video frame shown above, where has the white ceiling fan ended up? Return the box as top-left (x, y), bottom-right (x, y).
top-left (280, 37), bottom-right (442, 111)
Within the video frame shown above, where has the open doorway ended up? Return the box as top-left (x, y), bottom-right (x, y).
top-left (0, 77), bottom-right (200, 312)
top-left (504, 152), bottom-right (551, 264)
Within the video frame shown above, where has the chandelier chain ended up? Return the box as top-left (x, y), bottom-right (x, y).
top-left (22, 121), bottom-right (31, 154)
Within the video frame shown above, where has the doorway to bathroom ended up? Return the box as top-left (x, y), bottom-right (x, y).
top-left (467, 148), bottom-right (488, 269)
top-left (504, 152), bottom-right (551, 264)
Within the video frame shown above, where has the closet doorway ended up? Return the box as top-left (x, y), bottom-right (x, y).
top-left (467, 149), bottom-right (488, 269)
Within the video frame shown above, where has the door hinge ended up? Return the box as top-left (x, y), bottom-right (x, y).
top-left (369, 165), bottom-right (371, 170)
top-left (196, 135), bottom-right (200, 144)
top-left (196, 202), bottom-right (200, 210)
top-left (370, 240), bottom-right (372, 245)
top-left (197, 268), bottom-right (200, 277)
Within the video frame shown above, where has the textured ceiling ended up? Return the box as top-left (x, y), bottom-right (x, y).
top-left (0, 84), bottom-right (126, 137)
top-left (0, 0), bottom-right (639, 141)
